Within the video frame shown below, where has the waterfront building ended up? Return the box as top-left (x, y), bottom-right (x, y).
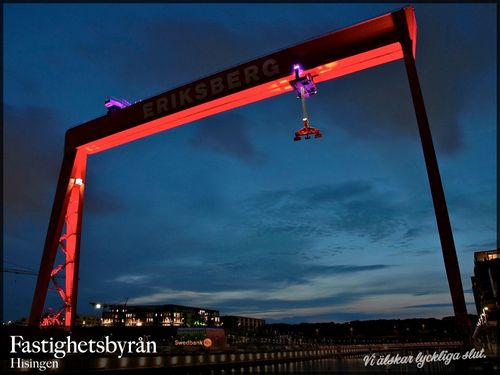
top-left (221, 315), bottom-right (265, 333)
top-left (102, 304), bottom-right (220, 327)
top-left (76, 314), bottom-right (101, 326)
top-left (12, 314), bottom-right (101, 327)
top-left (470, 249), bottom-right (498, 355)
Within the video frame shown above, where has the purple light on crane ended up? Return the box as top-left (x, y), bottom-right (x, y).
top-left (105, 97), bottom-right (131, 114)
top-left (293, 64), bottom-right (303, 81)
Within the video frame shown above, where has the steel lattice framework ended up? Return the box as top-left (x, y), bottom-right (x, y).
top-left (29, 7), bottom-right (471, 336)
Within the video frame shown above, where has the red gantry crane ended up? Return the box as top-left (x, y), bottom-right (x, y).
top-left (28, 7), bottom-right (470, 342)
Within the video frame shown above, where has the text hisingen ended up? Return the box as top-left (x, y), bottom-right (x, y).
top-left (142, 59), bottom-right (280, 119)
top-left (11, 358), bottom-right (58, 372)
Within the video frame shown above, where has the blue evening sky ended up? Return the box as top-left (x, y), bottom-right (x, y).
top-left (3, 3), bottom-right (497, 324)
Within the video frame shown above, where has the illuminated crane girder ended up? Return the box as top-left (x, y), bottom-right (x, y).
top-left (65, 8), bottom-right (416, 155)
top-left (29, 7), bottom-right (469, 336)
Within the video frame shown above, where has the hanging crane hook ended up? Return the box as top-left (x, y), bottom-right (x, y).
top-left (289, 64), bottom-right (322, 141)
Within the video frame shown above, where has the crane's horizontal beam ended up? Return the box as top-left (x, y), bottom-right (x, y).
top-left (66, 7), bottom-right (416, 155)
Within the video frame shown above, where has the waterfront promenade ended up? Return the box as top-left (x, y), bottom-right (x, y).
top-left (3, 341), bottom-right (467, 374)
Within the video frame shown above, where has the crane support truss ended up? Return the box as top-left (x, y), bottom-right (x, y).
top-left (29, 7), bottom-right (470, 335)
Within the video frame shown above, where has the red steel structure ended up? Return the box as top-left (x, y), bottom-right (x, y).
top-left (29, 7), bottom-right (471, 333)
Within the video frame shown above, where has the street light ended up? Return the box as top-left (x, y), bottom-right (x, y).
top-left (90, 302), bottom-right (109, 309)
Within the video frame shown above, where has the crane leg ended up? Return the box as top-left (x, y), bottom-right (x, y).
top-left (29, 149), bottom-right (87, 327)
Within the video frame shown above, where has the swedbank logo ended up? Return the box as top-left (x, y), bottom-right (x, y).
top-left (175, 340), bottom-right (202, 346)
top-left (174, 338), bottom-right (212, 347)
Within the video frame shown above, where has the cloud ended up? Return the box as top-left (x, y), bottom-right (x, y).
top-left (83, 190), bottom-right (128, 216)
top-left (404, 302), bottom-right (476, 309)
top-left (70, 14), bottom-right (277, 97)
top-left (307, 181), bottom-right (373, 203)
top-left (304, 264), bottom-right (393, 275)
top-left (108, 275), bottom-right (150, 284)
top-left (402, 227), bottom-right (425, 240)
top-left (460, 242), bottom-right (498, 253)
top-left (127, 264), bottom-right (395, 308)
top-left (127, 283), bottom-right (460, 322)
top-left (4, 69), bottom-right (42, 98)
top-left (236, 181), bottom-right (410, 242)
top-left (3, 103), bottom-right (63, 220)
top-left (68, 4), bottom-right (351, 96)
top-left (3, 103), bottom-right (128, 224)
top-left (188, 112), bottom-right (269, 164)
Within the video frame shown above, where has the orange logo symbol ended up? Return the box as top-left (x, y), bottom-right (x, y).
top-left (203, 338), bottom-right (212, 347)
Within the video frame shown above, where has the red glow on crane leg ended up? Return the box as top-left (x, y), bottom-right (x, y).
top-left (61, 181), bottom-right (84, 326)
top-left (29, 150), bottom-right (87, 327)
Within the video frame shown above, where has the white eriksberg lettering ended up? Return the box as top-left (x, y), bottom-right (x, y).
top-left (157, 97), bottom-right (168, 114)
top-left (195, 83), bottom-right (207, 100)
top-left (243, 65), bottom-right (259, 84)
top-left (262, 59), bottom-right (279, 76)
top-left (143, 102), bottom-right (154, 118)
top-left (179, 88), bottom-right (193, 106)
top-left (142, 58), bottom-right (279, 119)
top-left (210, 77), bottom-right (224, 95)
top-left (227, 70), bottom-right (241, 89)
